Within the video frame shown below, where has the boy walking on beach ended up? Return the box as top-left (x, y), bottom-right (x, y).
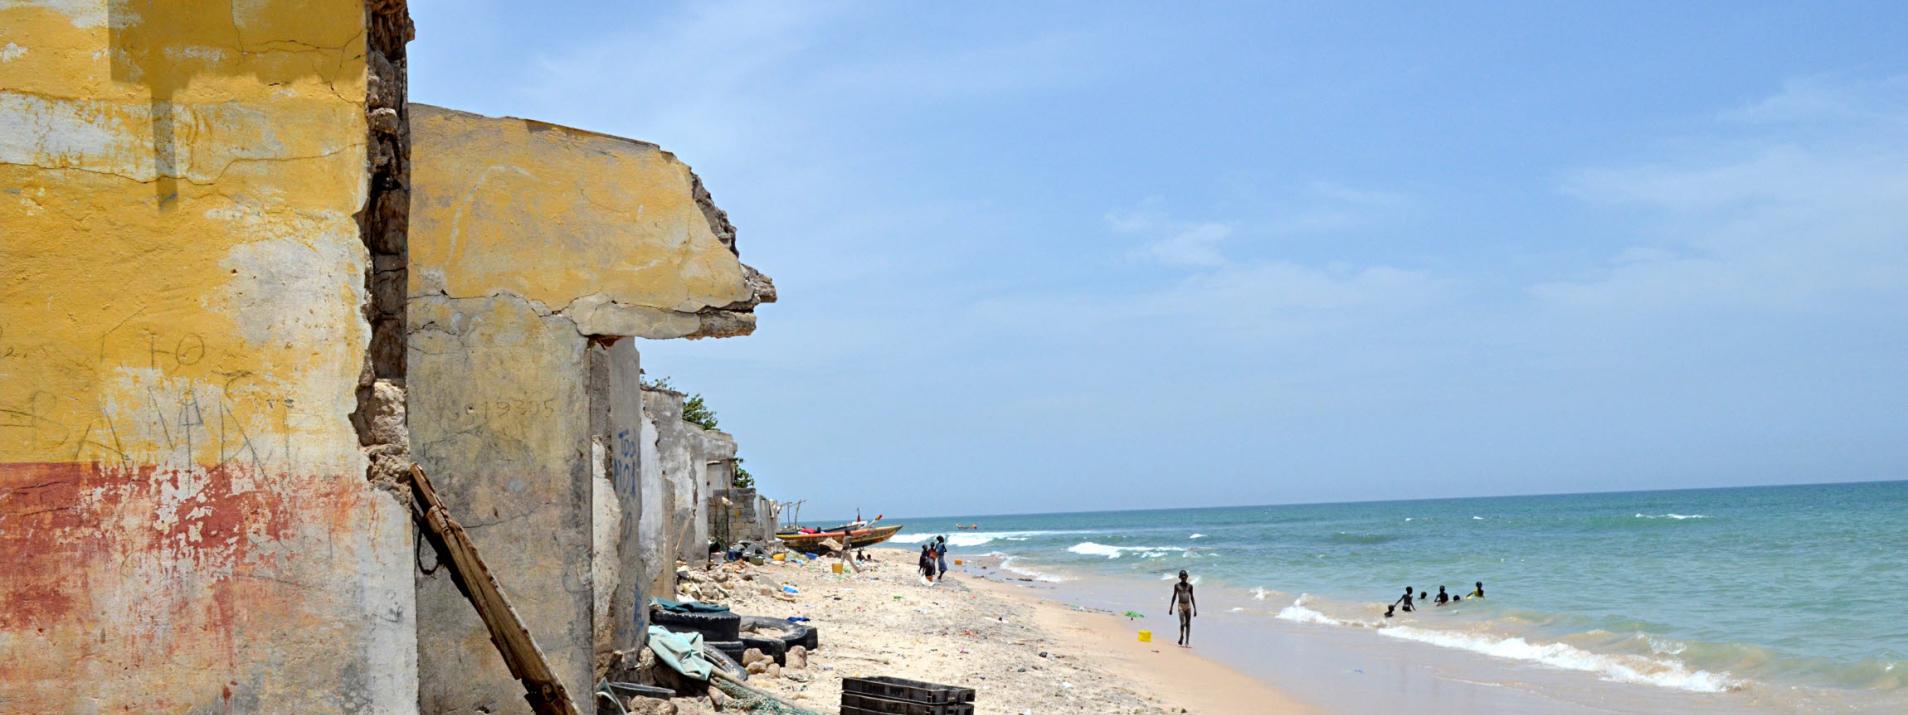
top-left (1168, 570), bottom-right (1197, 647)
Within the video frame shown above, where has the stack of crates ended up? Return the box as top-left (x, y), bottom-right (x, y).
top-left (839, 676), bottom-right (976, 715)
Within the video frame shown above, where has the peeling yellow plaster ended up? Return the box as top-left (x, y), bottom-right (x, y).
top-left (0, 3), bottom-right (397, 710)
top-left (409, 104), bottom-right (757, 324)
top-left (0, 0), bottom-right (369, 471)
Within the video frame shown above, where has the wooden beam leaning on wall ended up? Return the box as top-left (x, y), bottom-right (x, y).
top-left (408, 465), bottom-right (582, 715)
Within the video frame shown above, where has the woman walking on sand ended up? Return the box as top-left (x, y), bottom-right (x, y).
top-left (1168, 570), bottom-right (1198, 647)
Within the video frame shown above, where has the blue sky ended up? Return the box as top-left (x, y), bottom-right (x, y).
top-left (410, 1), bottom-right (1908, 518)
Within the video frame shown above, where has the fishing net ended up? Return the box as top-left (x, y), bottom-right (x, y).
top-left (712, 677), bottom-right (824, 715)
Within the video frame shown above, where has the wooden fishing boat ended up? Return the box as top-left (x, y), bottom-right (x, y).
top-left (775, 523), bottom-right (905, 551)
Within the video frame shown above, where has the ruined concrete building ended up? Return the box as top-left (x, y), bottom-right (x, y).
top-left (1, 2), bottom-right (779, 712)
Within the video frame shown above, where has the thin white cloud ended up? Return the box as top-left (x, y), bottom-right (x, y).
top-left (1722, 74), bottom-right (1908, 125)
top-left (1540, 76), bottom-right (1908, 313)
top-left (815, 29), bottom-right (1103, 100)
top-left (1143, 223), bottom-right (1234, 267)
top-left (1107, 200), bottom-right (1237, 267)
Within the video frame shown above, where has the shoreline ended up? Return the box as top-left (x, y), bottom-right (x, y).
top-left (694, 541), bottom-right (1901, 714)
top-left (707, 547), bottom-right (1311, 714)
top-left (943, 546), bottom-right (1903, 715)
top-left (962, 570), bottom-right (1315, 714)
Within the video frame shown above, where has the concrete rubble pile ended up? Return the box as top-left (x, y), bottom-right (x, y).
top-left (0, 1), bottom-right (787, 712)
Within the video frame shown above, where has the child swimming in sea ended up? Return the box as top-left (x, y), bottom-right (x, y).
top-left (1390, 586), bottom-right (1415, 615)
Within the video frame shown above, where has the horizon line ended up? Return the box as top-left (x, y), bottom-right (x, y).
top-left (815, 476), bottom-right (1906, 525)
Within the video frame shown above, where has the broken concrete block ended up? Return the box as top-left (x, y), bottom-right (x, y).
top-left (741, 648), bottom-right (769, 667)
top-left (624, 696), bottom-right (677, 715)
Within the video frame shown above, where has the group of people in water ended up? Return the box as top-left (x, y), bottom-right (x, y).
top-left (917, 536), bottom-right (950, 584)
top-left (1385, 581), bottom-right (1484, 617)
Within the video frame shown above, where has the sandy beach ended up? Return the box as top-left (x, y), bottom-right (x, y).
top-left (692, 547), bottom-right (1312, 714)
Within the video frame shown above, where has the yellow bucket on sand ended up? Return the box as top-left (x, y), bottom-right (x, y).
top-left (954, 559), bottom-right (964, 566)
top-left (772, 552), bottom-right (786, 562)
top-left (831, 562), bottom-right (844, 574)
top-left (1137, 630), bottom-right (1152, 643)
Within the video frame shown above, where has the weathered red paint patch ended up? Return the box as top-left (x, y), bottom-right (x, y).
top-left (1, 460), bottom-right (384, 711)
top-left (0, 461), bottom-right (298, 631)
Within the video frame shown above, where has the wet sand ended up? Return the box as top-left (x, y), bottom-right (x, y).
top-left (704, 548), bottom-right (1311, 714)
top-left (962, 557), bottom-right (1884, 715)
top-left (690, 546), bottom-right (1885, 714)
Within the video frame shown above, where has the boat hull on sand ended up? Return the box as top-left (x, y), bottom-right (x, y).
top-left (775, 524), bottom-right (904, 551)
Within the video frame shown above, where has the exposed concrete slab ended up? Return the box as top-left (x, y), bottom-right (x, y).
top-left (407, 104), bottom-right (775, 340)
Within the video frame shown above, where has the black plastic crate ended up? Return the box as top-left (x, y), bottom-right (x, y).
top-left (841, 676), bottom-right (976, 705)
top-left (841, 692), bottom-right (974, 715)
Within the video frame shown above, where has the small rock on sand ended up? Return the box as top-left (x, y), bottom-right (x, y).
top-left (623, 696), bottom-right (675, 715)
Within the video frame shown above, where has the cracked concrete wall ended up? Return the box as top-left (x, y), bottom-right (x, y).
top-left (642, 387), bottom-right (727, 571)
top-left (591, 337), bottom-right (646, 673)
top-left (692, 428), bottom-right (738, 553)
top-left (408, 295), bottom-right (595, 714)
top-left (747, 499), bottom-right (770, 541)
top-left (642, 388), bottom-right (696, 576)
top-left (635, 387), bottom-right (675, 604)
top-left (0, 2), bottom-right (416, 712)
top-left (407, 104), bottom-right (773, 710)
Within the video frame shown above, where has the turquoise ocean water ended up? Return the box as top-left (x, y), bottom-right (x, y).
top-left (888, 481), bottom-right (1906, 701)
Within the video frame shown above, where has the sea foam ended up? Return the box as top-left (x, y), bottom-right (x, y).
top-left (1275, 595), bottom-right (1340, 626)
top-left (892, 530), bottom-right (1085, 548)
top-left (1068, 541), bottom-right (1179, 559)
top-left (991, 553), bottom-right (1066, 582)
top-left (1377, 626), bottom-right (1739, 693)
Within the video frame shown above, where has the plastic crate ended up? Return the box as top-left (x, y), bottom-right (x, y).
top-left (840, 692), bottom-right (975, 715)
top-left (841, 676), bottom-right (976, 705)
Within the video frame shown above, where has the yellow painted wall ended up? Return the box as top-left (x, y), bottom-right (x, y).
top-left (0, 2), bottom-right (415, 711)
top-left (409, 104), bottom-right (761, 337)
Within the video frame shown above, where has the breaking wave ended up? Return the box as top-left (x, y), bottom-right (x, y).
top-left (994, 554), bottom-right (1067, 582)
top-left (1069, 541), bottom-right (1181, 559)
top-left (1275, 595), bottom-right (1341, 626)
top-left (1377, 626), bottom-right (1740, 693)
top-left (892, 530), bottom-right (1087, 548)
top-left (1634, 513), bottom-right (1710, 520)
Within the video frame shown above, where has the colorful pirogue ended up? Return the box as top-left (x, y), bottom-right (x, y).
top-left (775, 520), bottom-right (905, 550)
